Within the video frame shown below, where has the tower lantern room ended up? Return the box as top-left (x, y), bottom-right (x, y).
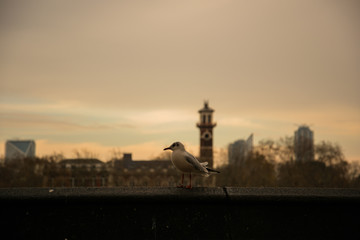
top-left (196, 101), bottom-right (216, 168)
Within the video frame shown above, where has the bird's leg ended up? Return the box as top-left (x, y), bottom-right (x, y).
top-left (186, 173), bottom-right (192, 189)
top-left (177, 174), bottom-right (184, 188)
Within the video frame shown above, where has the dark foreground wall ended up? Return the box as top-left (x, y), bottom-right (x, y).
top-left (0, 187), bottom-right (359, 240)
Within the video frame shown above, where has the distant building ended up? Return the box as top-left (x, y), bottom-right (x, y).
top-left (58, 158), bottom-right (105, 171)
top-left (114, 153), bottom-right (173, 172)
top-left (294, 126), bottom-right (314, 162)
top-left (5, 140), bottom-right (36, 161)
top-left (228, 134), bottom-right (253, 165)
top-left (196, 101), bottom-right (216, 168)
top-left (111, 153), bottom-right (178, 187)
top-left (56, 158), bottom-right (108, 187)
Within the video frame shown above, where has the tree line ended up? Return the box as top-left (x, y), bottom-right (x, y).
top-left (0, 138), bottom-right (359, 188)
top-left (216, 137), bottom-right (360, 188)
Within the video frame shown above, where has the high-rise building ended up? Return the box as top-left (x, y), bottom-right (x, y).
top-left (228, 134), bottom-right (253, 165)
top-left (5, 140), bottom-right (36, 161)
top-left (196, 101), bottom-right (216, 168)
top-left (294, 126), bottom-right (314, 162)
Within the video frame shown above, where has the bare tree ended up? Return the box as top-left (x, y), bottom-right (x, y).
top-left (216, 147), bottom-right (228, 167)
top-left (256, 136), bottom-right (295, 163)
top-left (152, 151), bottom-right (172, 160)
top-left (109, 147), bottom-right (122, 160)
top-left (72, 148), bottom-right (99, 159)
top-left (216, 152), bottom-right (276, 187)
top-left (315, 141), bottom-right (345, 165)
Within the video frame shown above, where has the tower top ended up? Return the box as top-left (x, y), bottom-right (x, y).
top-left (295, 125), bottom-right (313, 134)
top-left (198, 101), bottom-right (214, 113)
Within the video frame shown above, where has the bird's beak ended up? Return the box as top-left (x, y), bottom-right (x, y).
top-left (163, 147), bottom-right (171, 151)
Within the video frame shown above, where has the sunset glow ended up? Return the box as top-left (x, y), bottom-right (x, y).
top-left (1, 0), bottom-right (359, 163)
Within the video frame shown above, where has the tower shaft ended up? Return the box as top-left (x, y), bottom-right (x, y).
top-left (197, 101), bottom-right (216, 168)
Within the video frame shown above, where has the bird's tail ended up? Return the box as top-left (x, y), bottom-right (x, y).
top-left (206, 167), bottom-right (220, 174)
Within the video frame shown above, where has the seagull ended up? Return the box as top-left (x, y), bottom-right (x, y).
top-left (164, 141), bottom-right (220, 189)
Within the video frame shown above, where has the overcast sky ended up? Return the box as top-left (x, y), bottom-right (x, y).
top-left (1, 0), bottom-right (359, 163)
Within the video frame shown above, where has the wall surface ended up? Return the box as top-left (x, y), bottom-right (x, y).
top-left (0, 187), bottom-right (359, 239)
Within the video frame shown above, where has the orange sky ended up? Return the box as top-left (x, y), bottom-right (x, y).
top-left (1, 0), bottom-right (359, 163)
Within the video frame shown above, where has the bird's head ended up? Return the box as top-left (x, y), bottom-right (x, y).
top-left (163, 142), bottom-right (185, 151)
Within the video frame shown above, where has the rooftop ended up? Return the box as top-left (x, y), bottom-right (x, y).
top-left (198, 101), bottom-right (214, 113)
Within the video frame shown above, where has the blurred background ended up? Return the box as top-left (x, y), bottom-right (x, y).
top-left (0, 0), bottom-right (359, 187)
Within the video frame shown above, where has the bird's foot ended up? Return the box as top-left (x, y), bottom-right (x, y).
top-left (176, 184), bottom-right (184, 188)
top-left (185, 185), bottom-right (192, 189)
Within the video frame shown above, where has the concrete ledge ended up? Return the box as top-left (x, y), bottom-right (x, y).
top-left (0, 187), bottom-right (226, 203)
top-left (1, 187), bottom-right (359, 239)
top-left (226, 187), bottom-right (360, 203)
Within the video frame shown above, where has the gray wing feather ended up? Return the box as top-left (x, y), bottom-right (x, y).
top-left (184, 152), bottom-right (208, 173)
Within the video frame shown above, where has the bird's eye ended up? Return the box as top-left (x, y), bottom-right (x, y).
top-left (176, 143), bottom-right (179, 147)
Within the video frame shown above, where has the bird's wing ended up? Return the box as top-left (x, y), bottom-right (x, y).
top-left (201, 161), bottom-right (208, 167)
top-left (184, 152), bottom-right (208, 173)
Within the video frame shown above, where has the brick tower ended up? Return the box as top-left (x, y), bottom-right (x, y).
top-left (196, 101), bottom-right (216, 168)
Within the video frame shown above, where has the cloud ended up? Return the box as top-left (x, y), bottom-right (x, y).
top-left (255, 105), bottom-right (360, 137)
top-left (0, 99), bottom-right (137, 136)
top-left (125, 109), bottom-right (196, 125)
top-left (0, 112), bottom-right (134, 133)
top-left (0, 0), bottom-right (359, 162)
top-left (218, 117), bottom-right (263, 128)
